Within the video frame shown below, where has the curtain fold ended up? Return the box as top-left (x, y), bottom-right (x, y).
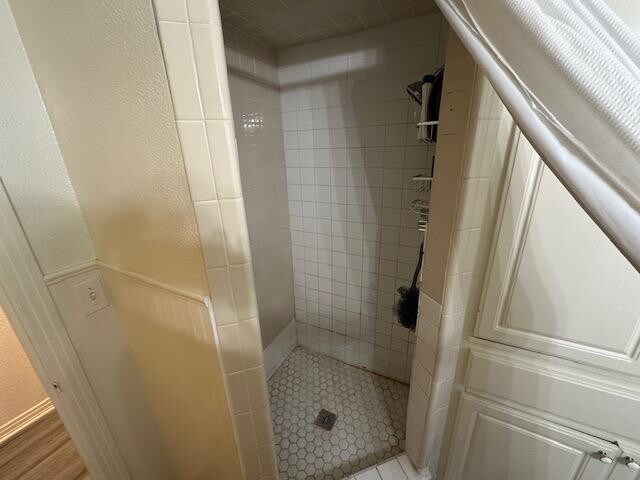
top-left (435, 0), bottom-right (640, 272)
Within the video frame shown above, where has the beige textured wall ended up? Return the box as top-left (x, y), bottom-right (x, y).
top-left (0, 0), bottom-right (95, 277)
top-left (10, 0), bottom-right (208, 296)
top-left (9, 0), bottom-right (242, 477)
top-left (0, 307), bottom-right (47, 428)
top-left (1, 4), bottom-right (147, 476)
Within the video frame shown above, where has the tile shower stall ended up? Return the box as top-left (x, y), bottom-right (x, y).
top-left (223, 9), bottom-right (445, 480)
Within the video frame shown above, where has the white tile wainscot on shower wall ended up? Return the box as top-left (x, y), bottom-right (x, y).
top-left (278, 14), bottom-right (446, 382)
top-left (224, 25), bottom-right (296, 353)
top-left (426, 84), bottom-right (512, 478)
top-left (405, 32), bottom-right (514, 477)
top-left (152, 1), bottom-right (278, 479)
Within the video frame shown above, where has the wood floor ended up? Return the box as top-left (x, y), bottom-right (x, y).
top-left (0, 410), bottom-right (89, 480)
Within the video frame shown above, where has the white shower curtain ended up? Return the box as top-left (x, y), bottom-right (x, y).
top-left (435, 0), bottom-right (640, 272)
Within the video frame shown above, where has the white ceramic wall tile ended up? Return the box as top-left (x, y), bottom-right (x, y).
top-left (194, 200), bottom-right (227, 267)
top-left (157, 21), bottom-right (203, 120)
top-left (406, 382), bottom-right (429, 458)
top-left (280, 14), bottom-right (444, 382)
top-left (220, 198), bottom-right (252, 264)
top-left (226, 370), bottom-right (252, 414)
top-left (229, 262), bottom-right (259, 320)
top-left (154, 0), bottom-right (188, 22)
top-left (355, 469), bottom-right (382, 480)
top-left (345, 453), bottom-right (430, 480)
top-left (416, 314), bottom-right (438, 355)
top-left (252, 406), bottom-right (273, 446)
top-left (224, 27), bottom-right (295, 352)
top-left (238, 317), bottom-right (263, 368)
top-left (263, 318), bottom-right (297, 378)
top-left (218, 323), bottom-right (244, 373)
top-left (398, 452), bottom-right (425, 480)
top-left (407, 34), bottom-right (511, 477)
top-left (411, 352), bottom-right (433, 395)
top-left (258, 444), bottom-right (277, 476)
top-left (377, 459), bottom-right (409, 480)
top-left (152, 1), bottom-right (278, 478)
top-left (239, 449), bottom-right (261, 480)
top-left (190, 23), bottom-right (233, 119)
top-left (206, 120), bottom-right (242, 198)
top-left (176, 121), bottom-right (217, 201)
top-left (233, 412), bottom-right (257, 451)
top-left (206, 266), bottom-right (236, 325)
top-left (187, 0), bottom-right (221, 24)
top-left (245, 366), bottom-right (269, 409)
top-left (223, 24), bottom-right (279, 85)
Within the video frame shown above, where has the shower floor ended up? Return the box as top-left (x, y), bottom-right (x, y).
top-left (269, 347), bottom-right (409, 480)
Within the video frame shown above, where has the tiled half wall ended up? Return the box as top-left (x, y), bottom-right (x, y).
top-left (151, 1), bottom-right (278, 479)
top-left (405, 32), bottom-right (515, 477)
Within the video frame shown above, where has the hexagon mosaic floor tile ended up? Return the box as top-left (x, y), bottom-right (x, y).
top-left (268, 347), bottom-right (409, 480)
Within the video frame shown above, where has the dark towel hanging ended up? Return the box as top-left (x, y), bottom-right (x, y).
top-left (395, 242), bottom-right (424, 331)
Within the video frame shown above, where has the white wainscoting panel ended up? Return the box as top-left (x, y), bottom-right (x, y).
top-left (476, 136), bottom-right (640, 376)
top-left (465, 339), bottom-right (640, 447)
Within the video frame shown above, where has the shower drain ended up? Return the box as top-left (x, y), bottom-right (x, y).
top-left (314, 409), bottom-right (337, 431)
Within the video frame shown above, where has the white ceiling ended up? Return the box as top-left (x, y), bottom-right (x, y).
top-left (219, 0), bottom-right (439, 48)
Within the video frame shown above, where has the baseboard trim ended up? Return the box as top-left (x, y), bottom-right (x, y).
top-left (0, 398), bottom-right (54, 445)
top-left (264, 318), bottom-right (297, 379)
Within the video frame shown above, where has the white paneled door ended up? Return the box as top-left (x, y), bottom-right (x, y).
top-left (446, 394), bottom-right (620, 480)
top-left (476, 133), bottom-right (640, 376)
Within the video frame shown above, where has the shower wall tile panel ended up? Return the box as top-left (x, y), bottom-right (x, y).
top-left (224, 24), bottom-right (296, 349)
top-left (278, 14), bottom-right (446, 382)
top-left (152, 1), bottom-right (277, 479)
top-left (406, 32), bottom-right (514, 476)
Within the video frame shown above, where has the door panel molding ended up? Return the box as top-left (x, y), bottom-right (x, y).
top-left (465, 338), bottom-right (640, 447)
top-left (446, 394), bottom-right (620, 480)
top-left (476, 133), bottom-right (640, 375)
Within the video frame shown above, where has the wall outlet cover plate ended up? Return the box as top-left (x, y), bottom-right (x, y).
top-left (73, 276), bottom-right (110, 316)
